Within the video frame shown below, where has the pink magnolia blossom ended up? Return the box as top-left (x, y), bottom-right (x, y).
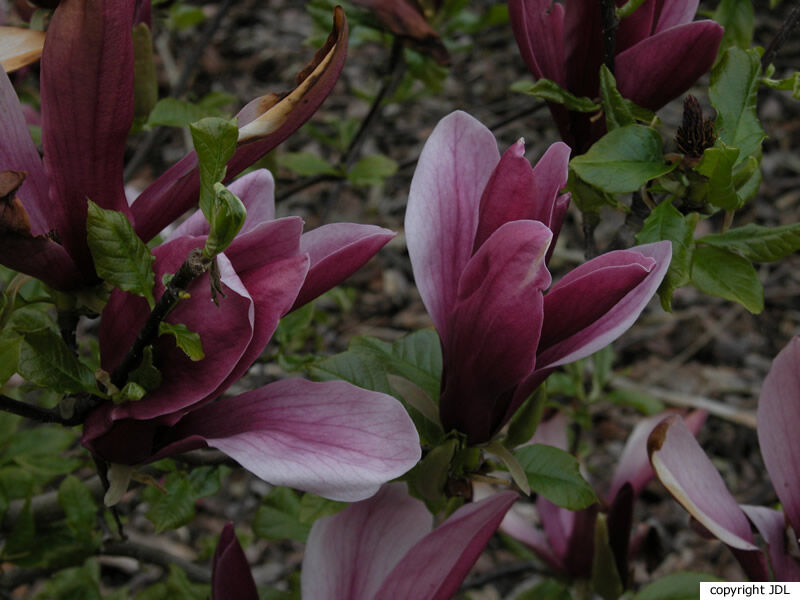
top-left (508, 0), bottom-right (723, 152)
top-left (649, 336), bottom-right (800, 581)
top-left (405, 111), bottom-right (671, 444)
top-left (500, 410), bottom-right (705, 579)
top-left (300, 482), bottom-right (518, 599)
top-left (82, 170), bottom-right (420, 502)
top-left (0, 0), bottom-right (347, 289)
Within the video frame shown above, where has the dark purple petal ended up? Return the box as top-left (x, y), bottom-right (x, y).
top-left (508, 0), bottom-right (566, 85)
top-left (211, 523), bottom-right (258, 600)
top-left (301, 483), bottom-right (432, 600)
top-left (616, 21), bottom-right (724, 110)
top-left (405, 110), bottom-right (500, 345)
top-left (648, 415), bottom-right (758, 550)
top-left (168, 379), bottom-right (422, 501)
top-left (0, 68), bottom-right (51, 236)
top-left (653, 0), bottom-right (699, 33)
top-left (474, 140), bottom-right (570, 250)
top-left (375, 491), bottom-right (518, 599)
top-left (439, 220), bottom-right (552, 443)
top-left (615, 0), bottom-right (657, 54)
top-left (563, 0), bottom-right (603, 99)
top-left (536, 241), bottom-right (671, 370)
top-left (41, 0), bottom-right (135, 277)
top-left (291, 222), bottom-right (396, 311)
top-left (757, 336), bottom-right (800, 537)
top-left (131, 8), bottom-right (348, 242)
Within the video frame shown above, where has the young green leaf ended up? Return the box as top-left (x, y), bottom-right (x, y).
top-left (277, 151), bottom-right (340, 177)
top-left (511, 78), bottom-right (601, 112)
top-left (691, 245), bottom-right (764, 313)
top-left (86, 201), bottom-right (156, 307)
top-left (190, 117), bottom-right (239, 219)
top-left (147, 97), bottom-right (210, 128)
top-left (698, 222), bottom-right (800, 262)
top-left (504, 386), bottom-right (546, 450)
top-left (713, 0), bottom-right (754, 51)
top-left (17, 330), bottom-right (98, 394)
top-left (203, 183), bottom-right (247, 257)
top-left (145, 473), bottom-right (196, 532)
top-left (485, 441), bottom-right (531, 496)
top-left (253, 487), bottom-right (310, 542)
top-left (599, 65), bottom-right (634, 131)
top-left (132, 23), bottom-right (158, 122)
top-left (159, 322), bottom-right (205, 361)
top-left (58, 475), bottom-right (98, 538)
top-left (694, 142), bottom-right (740, 210)
top-left (710, 47), bottom-right (765, 163)
top-left (0, 334), bottom-right (21, 386)
top-left (513, 444), bottom-right (598, 510)
top-left (298, 493), bottom-right (347, 524)
top-left (762, 71), bottom-right (800, 101)
top-left (348, 154), bottom-right (398, 187)
top-left (591, 515), bottom-right (624, 600)
top-left (570, 125), bottom-right (676, 194)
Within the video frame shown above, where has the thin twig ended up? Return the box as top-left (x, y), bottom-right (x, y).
top-left (761, 3), bottom-right (800, 71)
top-left (599, 0), bottom-right (619, 74)
top-left (102, 540), bottom-right (212, 583)
top-left (111, 249), bottom-right (212, 389)
top-left (0, 394), bottom-right (67, 424)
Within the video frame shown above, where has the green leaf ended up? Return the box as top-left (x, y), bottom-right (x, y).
top-left (762, 71), bottom-right (800, 101)
top-left (0, 334), bottom-right (21, 386)
top-left (511, 78), bottom-right (601, 112)
top-left (694, 141), bottom-right (740, 210)
top-left (32, 559), bottom-right (103, 600)
top-left (58, 476), bottom-right (98, 536)
top-left (713, 0), bottom-right (754, 51)
top-left (515, 579), bottom-right (573, 600)
top-left (3, 500), bottom-right (35, 560)
top-left (633, 572), bottom-right (722, 600)
top-left (190, 117), bottom-right (239, 220)
top-left (513, 444), bottom-right (598, 510)
top-left (698, 222), bottom-right (800, 262)
top-left (253, 487), bottom-right (310, 542)
top-left (5, 307), bottom-right (58, 335)
top-left (504, 386), bottom-right (546, 449)
top-left (277, 151), bottom-right (340, 177)
top-left (136, 564), bottom-right (209, 600)
top-left (599, 65), bottom-right (634, 130)
top-left (591, 515), bottom-right (624, 600)
top-left (132, 23), bottom-right (158, 122)
top-left (187, 465), bottom-right (228, 497)
top-left (159, 322), bottom-right (204, 361)
top-left (570, 125), bottom-right (675, 194)
top-left (486, 441), bottom-right (530, 496)
top-left (145, 474), bottom-right (195, 532)
top-left (204, 183), bottom-right (247, 257)
top-left (274, 301), bottom-right (314, 348)
top-left (710, 47), bottom-right (765, 163)
top-left (348, 154), bottom-right (399, 187)
top-left (298, 493), bottom-right (347, 524)
top-left (17, 330), bottom-right (98, 394)
top-left (169, 3), bottom-right (206, 30)
top-left (408, 439), bottom-right (457, 510)
top-left (147, 97), bottom-right (209, 128)
top-left (606, 388), bottom-right (665, 415)
top-left (86, 201), bottom-right (156, 307)
top-left (691, 245), bottom-right (763, 313)
top-left (565, 169), bottom-right (625, 215)
top-left (636, 199), bottom-right (698, 310)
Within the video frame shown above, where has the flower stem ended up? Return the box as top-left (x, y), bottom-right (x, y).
top-left (599, 0), bottom-right (619, 74)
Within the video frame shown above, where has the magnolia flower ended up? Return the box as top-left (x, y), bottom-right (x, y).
top-left (212, 523), bottom-right (258, 600)
top-left (0, 0), bottom-right (347, 289)
top-left (300, 483), bottom-right (518, 599)
top-left (648, 336), bottom-right (800, 581)
top-left (82, 170), bottom-right (420, 502)
top-left (508, 0), bottom-right (723, 152)
top-left (405, 111), bottom-right (671, 444)
top-left (500, 410), bottom-right (705, 579)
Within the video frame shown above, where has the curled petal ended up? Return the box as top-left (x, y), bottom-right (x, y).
top-left (375, 491), bottom-right (518, 599)
top-left (211, 523), bottom-right (258, 600)
top-left (292, 222), bottom-right (396, 311)
top-left (131, 8), bottom-right (348, 242)
top-left (41, 0), bottom-right (135, 276)
top-left (439, 220), bottom-right (552, 443)
top-left (302, 483), bottom-right (433, 600)
top-left (474, 140), bottom-right (571, 250)
top-left (537, 241), bottom-right (671, 370)
top-left (0, 26), bottom-right (45, 72)
top-left (405, 110), bottom-right (500, 344)
top-left (757, 336), bottom-right (800, 537)
top-left (616, 21), bottom-right (724, 110)
top-left (741, 505), bottom-right (800, 582)
top-left (169, 379), bottom-right (422, 501)
top-left (648, 415), bottom-right (758, 550)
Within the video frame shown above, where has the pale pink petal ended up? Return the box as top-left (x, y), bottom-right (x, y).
top-left (301, 483), bottom-right (432, 600)
top-left (405, 110), bottom-right (500, 344)
top-left (741, 505), bottom-right (800, 582)
top-left (608, 409), bottom-right (707, 501)
top-left (212, 523), bottom-right (258, 600)
top-left (292, 223), bottom-right (396, 310)
top-left (530, 411), bottom-right (569, 449)
top-left (438, 220), bottom-right (552, 443)
top-left (536, 241), bottom-right (671, 370)
top-left (757, 336), bottom-right (800, 536)
top-left (40, 0), bottom-right (135, 276)
top-left (508, 0), bottom-right (566, 85)
top-left (499, 504), bottom-right (564, 572)
top-left (648, 415), bottom-right (758, 550)
top-left (171, 379), bottom-right (421, 501)
top-left (375, 491), bottom-right (518, 599)
top-left (616, 21), bottom-right (723, 110)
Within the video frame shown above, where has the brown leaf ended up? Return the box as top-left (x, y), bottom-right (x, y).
top-left (0, 170), bottom-right (32, 235)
